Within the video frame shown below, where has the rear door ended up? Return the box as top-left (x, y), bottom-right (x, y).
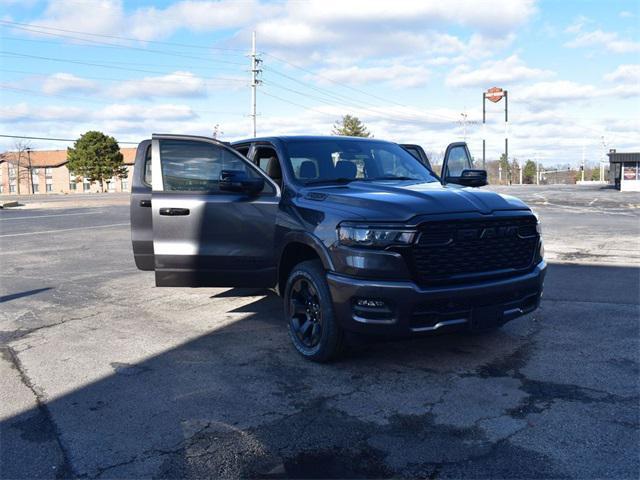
top-left (151, 134), bottom-right (280, 287)
top-left (130, 140), bottom-right (154, 270)
top-left (441, 142), bottom-right (474, 182)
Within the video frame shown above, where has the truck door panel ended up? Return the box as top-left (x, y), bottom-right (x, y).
top-left (151, 135), bottom-right (280, 287)
top-left (130, 140), bottom-right (154, 270)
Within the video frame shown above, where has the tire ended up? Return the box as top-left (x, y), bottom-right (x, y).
top-left (284, 260), bottom-right (344, 362)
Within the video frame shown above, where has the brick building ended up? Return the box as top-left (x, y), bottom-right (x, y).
top-left (0, 148), bottom-right (136, 195)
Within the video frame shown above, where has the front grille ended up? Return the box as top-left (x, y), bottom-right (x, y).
top-left (409, 216), bottom-right (538, 285)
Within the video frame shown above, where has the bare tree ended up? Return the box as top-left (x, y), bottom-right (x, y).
top-left (10, 140), bottom-right (33, 195)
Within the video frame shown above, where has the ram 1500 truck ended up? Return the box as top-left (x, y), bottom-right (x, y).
top-left (131, 135), bottom-right (545, 361)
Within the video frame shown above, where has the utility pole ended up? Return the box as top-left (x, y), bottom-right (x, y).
top-left (249, 31), bottom-right (262, 137)
top-left (581, 140), bottom-right (585, 182)
top-left (482, 93), bottom-right (486, 168)
top-left (504, 90), bottom-right (508, 178)
top-left (459, 112), bottom-right (468, 142)
top-left (26, 147), bottom-right (34, 194)
top-left (519, 159), bottom-right (523, 185)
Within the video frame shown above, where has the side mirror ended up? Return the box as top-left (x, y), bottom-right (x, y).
top-left (219, 170), bottom-right (264, 195)
top-left (446, 169), bottom-right (488, 187)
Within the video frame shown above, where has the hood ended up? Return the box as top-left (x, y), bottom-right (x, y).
top-left (303, 181), bottom-right (530, 222)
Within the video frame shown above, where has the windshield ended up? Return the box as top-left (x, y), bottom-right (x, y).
top-left (284, 139), bottom-right (438, 185)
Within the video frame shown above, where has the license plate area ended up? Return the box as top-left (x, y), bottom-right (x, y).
top-left (471, 305), bottom-right (503, 331)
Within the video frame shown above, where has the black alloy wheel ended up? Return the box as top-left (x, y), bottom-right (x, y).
top-left (284, 260), bottom-right (344, 362)
top-left (289, 278), bottom-right (323, 348)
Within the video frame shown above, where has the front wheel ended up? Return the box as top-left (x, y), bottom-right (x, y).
top-left (284, 260), bottom-right (344, 362)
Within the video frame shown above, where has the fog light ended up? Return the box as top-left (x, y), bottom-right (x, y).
top-left (355, 298), bottom-right (387, 308)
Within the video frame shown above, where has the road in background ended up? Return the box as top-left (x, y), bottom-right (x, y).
top-left (1, 185), bottom-right (639, 479)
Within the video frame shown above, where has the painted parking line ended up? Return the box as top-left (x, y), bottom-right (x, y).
top-left (0, 210), bottom-right (103, 221)
top-left (0, 223), bottom-right (129, 238)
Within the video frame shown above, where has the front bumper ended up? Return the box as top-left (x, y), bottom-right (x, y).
top-left (327, 261), bottom-right (546, 336)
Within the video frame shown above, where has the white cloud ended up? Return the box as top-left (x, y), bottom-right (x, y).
top-left (27, 0), bottom-right (270, 42)
top-left (446, 55), bottom-right (553, 88)
top-left (516, 81), bottom-right (598, 103)
top-left (24, 0), bottom-right (534, 63)
top-left (110, 71), bottom-right (206, 99)
top-left (42, 73), bottom-right (98, 94)
top-left (0, 102), bottom-right (87, 122)
top-left (98, 104), bottom-right (198, 121)
top-left (315, 64), bottom-right (431, 88)
top-left (604, 64), bottom-right (640, 84)
top-left (517, 79), bottom-right (640, 105)
top-left (565, 29), bottom-right (640, 54)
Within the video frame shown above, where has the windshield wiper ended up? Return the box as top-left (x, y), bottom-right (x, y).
top-left (304, 177), bottom-right (358, 186)
top-left (366, 176), bottom-right (421, 181)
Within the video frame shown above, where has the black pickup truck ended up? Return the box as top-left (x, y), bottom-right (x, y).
top-left (131, 135), bottom-right (545, 361)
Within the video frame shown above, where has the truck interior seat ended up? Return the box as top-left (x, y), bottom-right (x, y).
top-left (264, 157), bottom-right (282, 186)
top-left (334, 160), bottom-right (357, 179)
top-left (299, 161), bottom-right (318, 179)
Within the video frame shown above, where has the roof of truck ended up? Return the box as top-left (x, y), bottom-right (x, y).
top-left (231, 135), bottom-right (392, 144)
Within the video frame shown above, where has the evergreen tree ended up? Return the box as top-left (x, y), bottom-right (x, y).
top-left (332, 115), bottom-right (372, 137)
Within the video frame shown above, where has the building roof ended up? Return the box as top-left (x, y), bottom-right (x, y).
top-left (607, 151), bottom-right (640, 163)
top-left (0, 147), bottom-right (137, 168)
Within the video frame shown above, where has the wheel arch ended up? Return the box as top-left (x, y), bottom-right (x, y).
top-left (277, 233), bottom-right (334, 295)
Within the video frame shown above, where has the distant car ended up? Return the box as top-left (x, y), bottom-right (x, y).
top-left (131, 135), bottom-right (545, 361)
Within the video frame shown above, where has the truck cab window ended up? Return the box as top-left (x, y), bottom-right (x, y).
top-left (254, 146), bottom-right (282, 187)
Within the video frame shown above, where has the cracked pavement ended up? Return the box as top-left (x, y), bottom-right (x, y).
top-left (1, 185), bottom-right (639, 479)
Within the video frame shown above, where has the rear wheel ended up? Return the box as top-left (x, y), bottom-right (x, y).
top-left (284, 260), bottom-right (344, 362)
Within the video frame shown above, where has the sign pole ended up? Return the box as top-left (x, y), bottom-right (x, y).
top-left (504, 90), bottom-right (508, 184)
top-left (482, 92), bottom-right (486, 168)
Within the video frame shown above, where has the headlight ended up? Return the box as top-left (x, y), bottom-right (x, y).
top-left (536, 221), bottom-right (542, 235)
top-left (338, 224), bottom-right (417, 248)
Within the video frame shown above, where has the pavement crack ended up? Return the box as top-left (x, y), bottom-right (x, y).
top-left (2, 312), bottom-right (99, 344)
top-left (3, 346), bottom-right (76, 479)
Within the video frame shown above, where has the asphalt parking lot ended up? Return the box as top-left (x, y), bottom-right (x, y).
top-left (1, 185), bottom-right (639, 479)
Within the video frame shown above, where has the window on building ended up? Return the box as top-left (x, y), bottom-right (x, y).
top-left (46, 184), bottom-right (53, 192)
top-left (33, 184), bottom-right (39, 193)
top-left (0, 185), bottom-right (3, 193)
top-left (9, 167), bottom-right (16, 177)
top-left (9, 184), bottom-right (16, 193)
top-left (69, 182), bottom-right (77, 190)
top-left (121, 179), bottom-right (128, 191)
top-left (45, 167), bottom-right (53, 176)
top-left (33, 168), bottom-right (40, 174)
top-left (83, 181), bottom-right (91, 192)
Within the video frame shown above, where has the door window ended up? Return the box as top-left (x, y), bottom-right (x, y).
top-left (445, 146), bottom-right (471, 177)
top-left (159, 139), bottom-right (269, 193)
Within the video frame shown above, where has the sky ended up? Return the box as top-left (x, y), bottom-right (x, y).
top-left (1, 0), bottom-right (639, 166)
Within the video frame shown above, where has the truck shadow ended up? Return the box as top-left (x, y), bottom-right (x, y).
top-left (1, 262), bottom-right (638, 478)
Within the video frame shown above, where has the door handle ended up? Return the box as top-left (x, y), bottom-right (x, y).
top-left (159, 207), bottom-right (190, 216)
top-left (139, 199), bottom-right (151, 207)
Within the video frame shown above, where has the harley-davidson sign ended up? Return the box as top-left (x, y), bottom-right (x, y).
top-left (485, 87), bottom-right (505, 103)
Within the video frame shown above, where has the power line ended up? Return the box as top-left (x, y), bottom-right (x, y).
top-left (0, 134), bottom-right (138, 144)
top-left (263, 51), bottom-right (455, 116)
top-left (0, 68), bottom-right (245, 87)
top-left (262, 64), bottom-right (459, 123)
top-left (0, 24), bottom-right (246, 65)
top-left (0, 49), bottom-right (242, 72)
top-left (263, 77), bottom-right (468, 126)
top-left (260, 90), bottom-right (335, 117)
top-left (1, 85), bottom-right (245, 115)
top-left (0, 20), bottom-right (246, 52)
top-left (0, 51), bottom-right (245, 79)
